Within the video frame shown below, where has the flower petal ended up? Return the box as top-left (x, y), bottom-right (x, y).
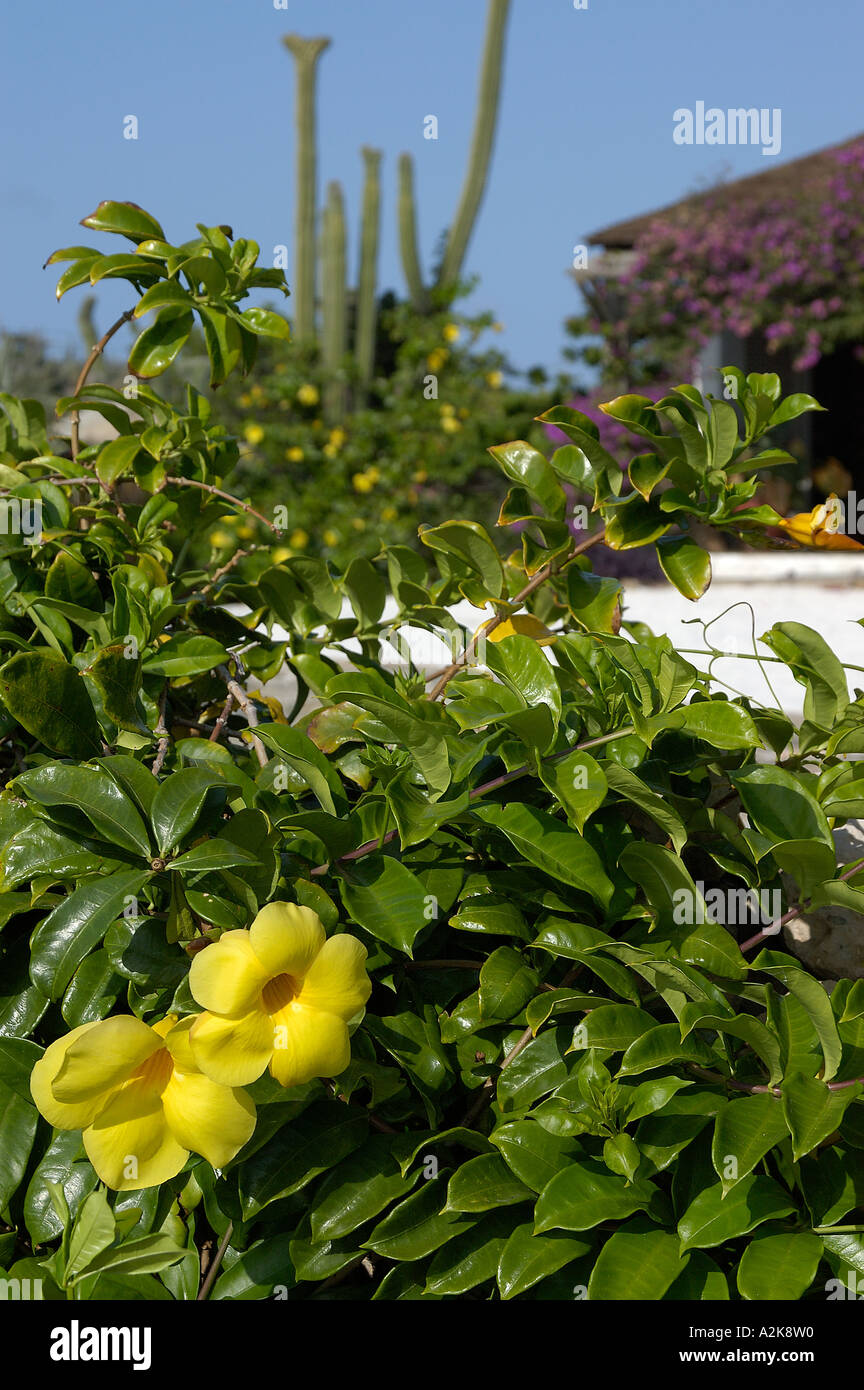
top-left (164, 1015), bottom-right (199, 1073)
top-left (83, 1080), bottom-right (187, 1191)
top-left (162, 1071), bottom-right (256, 1167)
top-left (189, 1008), bottom-right (273, 1087)
top-left (30, 1023), bottom-right (108, 1130)
top-left (188, 930), bottom-right (269, 1016)
top-left (269, 1003), bottom-right (350, 1087)
top-left (297, 934), bottom-right (371, 1021)
top-left (249, 902), bottom-right (325, 981)
top-left (51, 1015), bottom-right (162, 1104)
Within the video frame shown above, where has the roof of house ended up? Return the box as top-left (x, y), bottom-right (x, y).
top-left (588, 132), bottom-right (864, 248)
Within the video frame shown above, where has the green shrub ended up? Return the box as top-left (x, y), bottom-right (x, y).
top-left (1, 204), bottom-right (863, 1303)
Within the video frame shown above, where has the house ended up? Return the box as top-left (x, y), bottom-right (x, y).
top-left (579, 134), bottom-right (864, 492)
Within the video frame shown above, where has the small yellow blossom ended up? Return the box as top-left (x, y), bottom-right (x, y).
top-left (30, 1015), bottom-right (256, 1191)
top-left (413, 468), bottom-right (428, 484)
top-left (272, 546), bottom-right (292, 563)
top-left (381, 506), bottom-right (398, 523)
top-left (323, 529), bottom-right (340, 547)
top-left (427, 349), bottom-right (448, 372)
top-left (441, 416), bottom-right (462, 434)
top-left (289, 529), bottom-right (309, 550)
top-left (297, 384), bottom-right (320, 407)
top-left (237, 524), bottom-right (255, 541)
top-left (244, 423), bottom-right (265, 446)
top-left (329, 428), bottom-right (346, 449)
top-left (286, 446), bottom-right (305, 463)
top-left (239, 393), bottom-right (252, 408)
top-left (492, 322), bottom-right (504, 333)
top-left (189, 904), bottom-right (370, 1089)
top-left (351, 518), bottom-right (367, 531)
top-left (443, 323), bottom-right (460, 343)
top-left (776, 496), bottom-right (864, 550)
top-left (210, 530), bottom-right (232, 549)
top-left (440, 402), bottom-right (456, 417)
top-left (484, 613), bottom-right (557, 646)
top-left (353, 473), bottom-right (373, 494)
top-left (486, 370), bottom-right (503, 389)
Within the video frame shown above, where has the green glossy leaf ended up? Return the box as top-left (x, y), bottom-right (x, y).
top-left (677, 1176), bottom-right (795, 1252)
top-left (471, 802), bottom-right (612, 908)
top-left (0, 651), bottom-right (101, 757)
top-left (737, 1228), bottom-right (822, 1301)
top-left (711, 1093), bottom-right (789, 1193)
top-left (588, 1218), bottom-right (689, 1300)
top-left (128, 308), bottom-right (194, 379)
top-left (444, 1153), bottom-right (533, 1212)
top-left (496, 1223), bottom-right (591, 1300)
top-left (655, 535), bottom-right (711, 601)
top-left (534, 1159), bottom-right (655, 1233)
top-left (781, 1072), bottom-right (860, 1160)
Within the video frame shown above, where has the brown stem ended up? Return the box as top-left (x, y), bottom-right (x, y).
top-left (216, 665), bottom-right (268, 768)
top-left (196, 1221), bottom-right (233, 1301)
top-left (162, 477), bottom-right (281, 535)
top-left (209, 691), bottom-right (236, 744)
top-left (739, 860), bottom-right (864, 952)
top-left (69, 307), bottom-right (136, 464)
top-left (150, 686), bottom-right (170, 776)
top-left (461, 963), bottom-right (583, 1127)
top-left (308, 721), bottom-right (635, 878)
top-left (426, 527), bottom-right (606, 701)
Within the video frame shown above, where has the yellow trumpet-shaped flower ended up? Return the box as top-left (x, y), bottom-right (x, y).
top-left (485, 613), bottom-right (557, 645)
top-left (30, 1015), bottom-right (256, 1192)
top-left (188, 903), bottom-right (371, 1089)
top-left (776, 495), bottom-right (864, 550)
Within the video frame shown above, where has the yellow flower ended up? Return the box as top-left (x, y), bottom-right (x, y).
top-left (289, 528), bottom-right (309, 550)
top-left (30, 1015), bottom-right (256, 1191)
top-left (381, 506), bottom-right (398, 523)
top-left (188, 904), bottom-right (371, 1088)
top-left (323, 529), bottom-right (340, 547)
top-left (485, 613), bottom-right (557, 646)
top-left (244, 423), bottom-right (265, 446)
top-left (272, 546), bottom-right (292, 562)
top-left (352, 517), bottom-right (367, 531)
top-left (236, 524), bottom-right (255, 541)
top-left (441, 416), bottom-right (462, 434)
top-left (413, 468), bottom-right (428, 484)
top-left (239, 393), bottom-right (252, 408)
top-left (443, 323), bottom-right (461, 343)
top-left (492, 322), bottom-right (504, 333)
top-left (440, 402), bottom-right (456, 416)
top-left (777, 496), bottom-right (864, 550)
top-left (297, 384), bottom-right (320, 407)
top-left (329, 428), bottom-right (346, 449)
top-left (427, 349), bottom-right (448, 372)
top-left (353, 472), bottom-right (374, 494)
top-left (286, 447), bottom-right (305, 463)
top-left (210, 530), bottom-right (232, 549)
top-left (486, 370), bottom-right (503, 389)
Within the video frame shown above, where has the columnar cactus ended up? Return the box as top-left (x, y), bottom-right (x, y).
top-left (356, 147), bottom-right (383, 394)
top-left (322, 180), bottom-right (347, 421)
top-left (282, 35), bottom-right (331, 346)
top-left (436, 0), bottom-right (511, 291)
top-left (398, 153), bottom-right (429, 315)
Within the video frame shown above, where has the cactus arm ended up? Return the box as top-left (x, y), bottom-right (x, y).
top-left (355, 147), bottom-right (382, 392)
top-left (282, 34), bottom-right (331, 345)
top-left (398, 153), bottom-right (430, 313)
top-left (437, 0), bottom-right (511, 291)
top-left (322, 180), bottom-right (348, 421)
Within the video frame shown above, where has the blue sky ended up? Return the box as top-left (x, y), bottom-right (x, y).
top-left (1, 0), bottom-right (862, 376)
